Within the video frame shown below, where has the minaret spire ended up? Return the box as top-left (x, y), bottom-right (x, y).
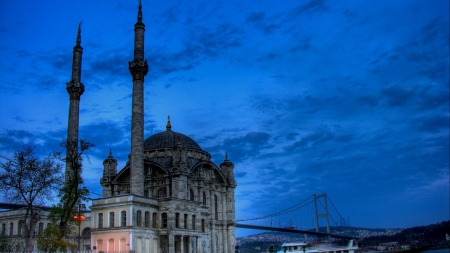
top-left (137, 0), bottom-right (143, 22)
top-left (129, 1), bottom-right (148, 195)
top-left (76, 21), bottom-right (82, 46)
top-left (166, 116), bottom-right (172, 131)
top-left (65, 23), bottom-right (85, 182)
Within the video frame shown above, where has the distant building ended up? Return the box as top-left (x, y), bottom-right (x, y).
top-left (0, 205), bottom-right (91, 251)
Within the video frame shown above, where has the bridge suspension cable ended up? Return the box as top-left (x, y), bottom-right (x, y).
top-left (236, 195), bottom-right (315, 222)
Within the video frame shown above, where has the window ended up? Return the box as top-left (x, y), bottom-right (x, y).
top-left (1, 223), bottom-right (5, 235)
top-left (201, 219), bottom-right (205, 232)
top-left (9, 223), bottom-right (13, 236)
top-left (203, 192), bottom-right (207, 206)
top-left (18, 221), bottom-right (22, 236)
top-left (192, 215), bottom-right (196, 230)
top-left (214, 195), bottom-right (218, 220)
top-left (190, 189), bottom-right (195, 201)
top-left (109, 212), bottom-right (115, 227)
top-left (144, 211), bottom-right (150, 227)
top-left (98, 213), bottom-right (103, 228)
top-left (136, 210), bottom-right (142, 227)
top-left (161, 213), bottom-right (167, 228)
top-left (47, 223), bottom-right (51, 228)
top-left (121, 211), bottom-right (127, 227)
top-left (184, 214), bottom-right (188, 229)
top-left (175, 213), bottom-right (180, 228)
top-left (152, 213), bottom-right (157, 228)
top-left (158, 187), bottom-right (167, 198)
top-left (38, 222), bottom-right (44, 234)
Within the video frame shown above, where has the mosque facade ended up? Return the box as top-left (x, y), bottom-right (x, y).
top-left (88, 2), bottom-right (237, 253)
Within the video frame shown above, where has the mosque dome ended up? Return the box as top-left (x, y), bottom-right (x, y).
top-left (143, 117), bottom-right (203, 151)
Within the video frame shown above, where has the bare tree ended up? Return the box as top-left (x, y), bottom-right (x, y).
top-left (0, 146), bottom-right (64, 252)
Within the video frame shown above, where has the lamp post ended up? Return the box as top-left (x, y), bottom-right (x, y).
top-left (73, 200), bottom-right (85, 252)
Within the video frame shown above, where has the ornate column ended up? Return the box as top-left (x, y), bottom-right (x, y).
top-left (129, 0), bottom-right (148, 195)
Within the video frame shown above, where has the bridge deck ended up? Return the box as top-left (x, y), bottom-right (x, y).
top-left (236, 224), bottom-right (357, 240)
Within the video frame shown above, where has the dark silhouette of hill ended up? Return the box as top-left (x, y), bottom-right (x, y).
top-left (360, 220), bottom-right (450, 247)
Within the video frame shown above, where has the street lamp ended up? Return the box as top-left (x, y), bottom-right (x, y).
top-left (73, 200), bottom-right (86, 252)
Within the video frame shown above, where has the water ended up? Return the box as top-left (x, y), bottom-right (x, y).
top-left (421, 249), bottom-right (450, 253)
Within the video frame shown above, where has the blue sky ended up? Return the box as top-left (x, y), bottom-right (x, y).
top-left (0, 0), bottom-right (448, 235)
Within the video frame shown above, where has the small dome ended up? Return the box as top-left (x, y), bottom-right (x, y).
top-left (144, 130), bottom-right (202, 151)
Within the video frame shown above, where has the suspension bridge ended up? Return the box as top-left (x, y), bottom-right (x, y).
top-left (236, 193), bottom-right (357, 240)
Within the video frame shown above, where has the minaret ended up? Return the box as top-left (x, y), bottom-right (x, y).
top-left (128, 0), bottom-right (148, 195)
top-left (101, 149), bottom-right (118, 198)
top-left (66, 23), bottom-right (85, 182)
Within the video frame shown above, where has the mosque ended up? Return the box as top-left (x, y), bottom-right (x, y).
top-left (0, 2), bottom-right (237, 253)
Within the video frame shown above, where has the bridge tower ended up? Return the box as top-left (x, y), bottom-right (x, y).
top-left (314, 193), bottom-right (330, 236)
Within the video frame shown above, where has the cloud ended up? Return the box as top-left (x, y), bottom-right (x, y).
top-left (380, 86), bottom-right (415, 107)
top-left (0, 129), bottom-right (65, 158)
top-left (412, 115), bottom-right (449, 133)
top-left (79, 121), bottom-right (130, 160)
top-left (246, 12), bottom-right (280, 34)
top-left (287, 0), bottom-right (328, 21)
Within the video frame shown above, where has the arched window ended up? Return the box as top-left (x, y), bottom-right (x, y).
top-left (158, 187), bottom-right (167, 198)
top-left (203, 192), bottom-right (207, 206)
top-left (136, 210), bottom-right (142, 227)
top-left (152, 213), bottom-right (157, 228)
top-left (108, 239), bottom-right (115, 252)
top-left (18, 222), bottom-right (22, 236)
top-left (82, 227), bottom-right (91, 238)
top-left (214, 195), bottom-right (218, 220)
top-left (97, 240), bottom-right (103, 251)
top-left (38, 222), bottom-right (44, 234)
top-left (98, 213), bottom-right (103, 228)
top-left (161, 213), bottom-right (167, 228)
top-left (175, 213), bottom-right (180, 228)
top-left (144, 211), bottom-right (150, 227)
top-left (109, 212), bottom-right (115, 227)
top-left (190, 189), bottom-right (195, 201)
top-left (121, 211), bottom-right (127, 227)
